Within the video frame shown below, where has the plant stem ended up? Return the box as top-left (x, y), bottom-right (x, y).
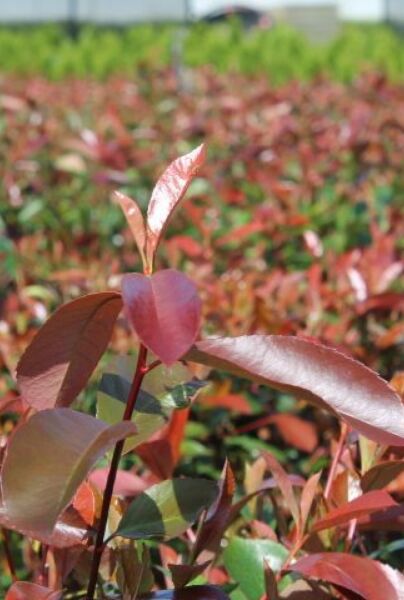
top-left (1, 527), bottom-right (16, 582)
top-left (324, 423), bottom-right (348, 501)
top-left (86, 344), bottom-right (148, 600)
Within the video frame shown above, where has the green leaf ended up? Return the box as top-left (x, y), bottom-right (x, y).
top-left (97, 355), bottom-right (201, 454)
top-left (223, 537), bottom-right (288, 600)
top-left (113, 478), bottom-right (218, 541)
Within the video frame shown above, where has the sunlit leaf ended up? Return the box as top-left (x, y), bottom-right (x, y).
top-left (122, 270), bottom-right (201, 365)
top-left (2, 408), bottom-right (136, 534)
top-left (16, 292), bottom-right (122, 410)
top-left (5, 582), bottom-right (62, 600)
top-left (186, 336), bottom-right (404, 446)
top-left (289, 553), bottom-right (404, 600)
top-left (114, 478), bottom-right (218, 540)
top-left (146, 144), bottom-right (206, 269)
top-left (223, 537), bottom-right (288, 600)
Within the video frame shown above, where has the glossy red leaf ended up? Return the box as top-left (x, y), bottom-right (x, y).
top-left (2, 408), bottom-right (136, 534)
top-left (0, 503), bottom-right (88, 548)
top-left (5, 582), bottom-right (62, 600)
top-left (122, 269), bottom-right (201, 365)
top-left (186, 336), bottom-right (404, 446)
top-left (146, 144), bottom-right (206, 269)
top-left (313, 490), bottom-right (398, 532)
top-left (113, 190), bottom-right (147, 266)
top-left (16, 292), bottom-right (122, 410)
top-left (289, 553), bottom-right (404, 600)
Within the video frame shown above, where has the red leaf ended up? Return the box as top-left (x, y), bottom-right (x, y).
top-left (0, 503), bottom-right (89, 548)
top-left (313, 490), bottom-right (398, 532)
top-left (113, 191), bottom-right (147, 266)
top-left (137, 408), bottom-right (190, 479)
top-left (269, 414), bottom-right (318, 453)
top-left (263, 452), bottom-right (300, 528)
top-left (2, 408), bottom-right (136, 534)
top-left (17, 292), bottom-right (122, 410)
top-left (169, 560), bottom-right (212, 588)
top-left (192, 460), bottom-right (236, 558)
top-left (300, 471), bottom-right (322, 533)
top-left (289, 553), bottom-right (404, 600)
top-left (146, 144), bottom-right (206, 269)
top-left (122, 269), bottom-right (201, 365)
top-left (6, 582), bottom-right (62, 600)
top-left (185, 336), bottom-right (404, 446)
top-left (89, 467), bottom-right (149, 496)
top-left (361, 460), bottom-right (404, 492)
top-left (72, 481), bottom-right (98, 526)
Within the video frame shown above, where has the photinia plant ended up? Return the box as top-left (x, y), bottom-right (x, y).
top-left (1, 146), bottom-right (403, 599)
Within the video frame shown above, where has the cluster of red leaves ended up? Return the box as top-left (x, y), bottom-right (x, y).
top-left (0, 69), bottom-right (403, 599)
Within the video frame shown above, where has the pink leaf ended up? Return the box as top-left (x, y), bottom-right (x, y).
top-left (122, 269), bottom-right (201, 365)
top-left (185, 336), bottom-right (404, 446)
top-left (6, 582), bottom-right (62, 600)
top-left (17, 292), bottom-right (122, 410)
top-left (113, 191), bottom-right (147, 266)
top-left (146, 145), bottom-right (206, 269)
top-left (289, 553), bottom-right (404, 600)
top-left (2, 408), bottom-right (136, 534)
top-left (263, 452), bottom-right (300, 528)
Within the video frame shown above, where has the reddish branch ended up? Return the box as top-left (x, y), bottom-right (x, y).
top-left (86, 344), bottom-right (148, 600)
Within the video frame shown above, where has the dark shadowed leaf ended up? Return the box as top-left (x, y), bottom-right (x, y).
top-left (289, 553), bottom-right (404, 600)
top-left (5, 582), bottom-right (62, 600)
top-left (169, 560), bottom-right (212, 588)
top-left (192, 460), bottom-right (236, 559)
top-left (16, 292), bottom-right (122, 410)
top-left (122, 270), bottom-right (201, 365)
top-left (146, 144), bottom-right (205, 269)
top-left (313, 490), bottom-right (398, 532)
top-left (114, 478), bottom-right (218, 540)
top-left (361, 461), bottom-right (404, 492)
top-left (223, 537), bottom-right (288, 600)
top-left (113, 190), bottom-right (147, 266)
top-left (2, 408), bottom-right (136, 534)
top-left (186, 336), bottom-right (404, 446)
top-left (141, 585), bottom-right (229, 599)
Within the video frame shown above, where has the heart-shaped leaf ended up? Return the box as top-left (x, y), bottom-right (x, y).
top-left (2, 408), bottom-right (136, 534)
top-left (146, 144), bottom-right (205, 269)
top-left (223, 537), bottom-right (288, 600)
top-left (289, 553), bottom-right (404, 600)
top-left (6, 582), bottom-right (62, 600)
top-left (122, 269), bottom-right (201, 365)
top-left (16, 292), bottom-right (122, 410)
top-left (113, 478), bottom-right (218, 540)
top-left (185, 336), bottom-right (404, 446)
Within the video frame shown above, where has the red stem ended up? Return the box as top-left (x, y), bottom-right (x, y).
top-left (86, 344), bottom-right (148, 600)
top-left (1, 527), bottom-right (17, 582)
top-left (324, 423), bottom-right (348, 501)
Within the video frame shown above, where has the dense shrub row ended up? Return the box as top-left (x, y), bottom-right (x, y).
top-left (0, 22), bottom-right (403, 82)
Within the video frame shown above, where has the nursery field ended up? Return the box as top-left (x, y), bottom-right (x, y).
top-left (0, 24), bottom-right (404, 600)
